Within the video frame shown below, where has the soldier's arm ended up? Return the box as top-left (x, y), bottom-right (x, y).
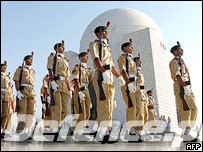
top-left (94, 58), bottom-right (106, 72)
top-left (121, 70), bottom-right (131, 84)
top-left (65, 77), bottom-right (71, 91)
top-left (48, 69), bottom-right (54, 81)
top-left (111, 66), bottom-right (120, 78)
top-left (74, 79), bottom-right (80, 92)
top-left (14, 81), bottom-right (20, 91)
top-left (176, 75), bottom-right (187, 87)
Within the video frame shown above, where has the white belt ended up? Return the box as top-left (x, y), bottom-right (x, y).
top-left (182, 77), bottom-right (189, 82)
top-left (81, 83), bottom-right (88, 87)
top-left (129, 74), bottom-right (137, 79)
top-left (21, 84), bottom-right (33, 88)
top-left (1, 88), bottom-right (7, 92)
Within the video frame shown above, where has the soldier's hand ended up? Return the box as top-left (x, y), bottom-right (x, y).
top-left (118, 75), bottom-right (125, 86)
top-left (90, 103), bottom-right (92, 109)
top-left (46, 96), bottom-right (51, 104)
top-left (51, 81), bottom-right (59, 91)
top-left (68, 90), bottom-right (72, 99)
top-left (42, 103), bottom-right (46, 111)
top-left (78, 91), bottom-right (85, 101)
top-left (113, 100), bottom-right (117, 108)
top-left (102, 71), bottom-right (111, 84)
top-left (127, 83), bottom-right (136, 93)
top-left (17, 90), bottom-right (24, 100)
top-left (184, 85), bottom-right (192, 96)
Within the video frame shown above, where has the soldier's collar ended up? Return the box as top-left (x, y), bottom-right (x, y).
top-left (57, 53), bottom-right (64, 59)
top-left (24, 65), bottom-right (32, 70)
top-left (80, 62), bottom-right (87, 68)
top-left (1, 72), bottom-right (6, 76)
top-left (126, 53), bottom-right (133, 58)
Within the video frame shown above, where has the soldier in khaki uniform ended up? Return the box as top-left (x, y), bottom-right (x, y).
top-left (89, 22), bottom-right (125, 143)
top-left (40, 74), bottom-right (51, 128)
top-left (47, 41), bottom-right (72, 131)
top-left (13, 54), bottom-right (36, 135)
top-left (117, 40), bottom-right (137, 135)
top-left (1, 61), bottom-right (14, 138)
top-left (147, 90), bottom-right (157, 128)
top-left (72, 52), bottom-right (93, 124)
top-left (169, 41), bottom-right (197, 137)
top-left (134, 55), bottom-right (148, 133)
top-left (70, 79), bottom-right (76, 114)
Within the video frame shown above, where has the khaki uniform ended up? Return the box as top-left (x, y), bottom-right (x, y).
top-left (40, 75), bottom-right (51, 128)
top-left (169, 58), bottom-right (197, 128)
top-left (1, 73), bottom-right (14, 131)
top-left (135, 67), bottom-right (148, 131)
top-left (117, 54), bottom-right (137, 130)
top-left (72, 63), bottom-right (93, 126)
top-left (89, 40), bottom-right (115, 127)
top-left (70, 80), bottom-right (75, 114)
top-left (47, 54), bottom-right (70, 126)
top-left (13, 66), bottom-right (36, 131)
top-left (147, 96), bottom-right (157, 121)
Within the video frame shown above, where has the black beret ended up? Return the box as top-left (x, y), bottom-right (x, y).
top-left (78, 52), bottom-right (88, 58)
top-left (121, 42), bottom-right (132, 50)
top-left (54, 43), bottom-right (64, 51)
top-left (147, 90), bottom-right (152, 94)
top-left (94, 26), bottom-right (107, 33)
top-left (1, 63), bottom-right (7, 67)
top-left (170, 41), bottom-right (182, 53)
top-left (24, 55), bottom-right (33, 61)
top-left (133, 57), bottom-right (140, 62)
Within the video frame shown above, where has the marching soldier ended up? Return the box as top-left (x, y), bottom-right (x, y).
top-left (89, 21), bottom-right (125, 143)
top-left (169, 41), bottom-right (198, 140)
top-left (72, 51), bottom-right (94, 140)
top-left (40, 74), bottom-right (51, 128)
top-left (13, 52), bottom-right (36, 138)
top-left (1, 61), bottom-right (14, 139)
top-left (47, 40), bottom-right (72, 133)
top-left (70, 79), bottom-right (76, 115)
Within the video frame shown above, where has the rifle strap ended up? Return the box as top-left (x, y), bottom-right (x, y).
top-left (78, 64), bottom-right (83, 113)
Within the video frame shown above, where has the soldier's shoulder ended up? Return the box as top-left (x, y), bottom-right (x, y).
top-left (118, 54), bottom-right (126, 60)
top-left (89, 40), bottom-right (99, 46)
top-left (48, 53), bottom-right (55, 59)
top-left (72, 64), bottom-right (79, 73)
top-left (31, 69), bottom-right (36, 73)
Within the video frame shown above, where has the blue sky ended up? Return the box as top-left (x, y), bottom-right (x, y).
top-left (1, 1), bottom-right (202, 121)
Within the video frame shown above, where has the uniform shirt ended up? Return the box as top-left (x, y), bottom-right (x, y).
top-left (148, 96), bottom-right (155, 107)
top-left (117, 54), bottom-right (137, 78)
top-left (1, 73), bottom-right (12, 101)
top-left (89, 39), bottom-right (115, 68)
top-left (13, 66), bottom-right (35, 86)
top-left (169, 57), bottom-right (190, 82)
top-left (47, 53), bottom-right (70, 78)
top-left (72, 63), bottom-right (93, 85)
top-left (136, 67), bottom-right (145, 87)
top-left (40, 75), bottom-right (50, 97)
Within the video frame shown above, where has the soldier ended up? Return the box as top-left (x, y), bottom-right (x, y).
top-left (72, 51), bottom-right (94, 140)
top-left (1, 61), bottom-right (14, 139)
top-left (89, 21), bottom-right (125, 143)
top-left (47, 40), bottom-right (72, 134)
top-left (13, 52), bottom-right (36, 139)
top-left (147, 89), bottom-right (157, 125)
top-left (169, 41), bottom-right (198, 141)
top-left (117, 39), bottom-right (143, 142)
top-left (40, 74), bottom-right (51, 128)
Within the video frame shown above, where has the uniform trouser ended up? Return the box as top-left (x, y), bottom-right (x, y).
top-left (44, 107), bottom-right (52, 128)
top-left (148, 108), bottom-right (157, 129)
top-left (93, 71), bottom-right (115, 128)
top-left (50, 91), bottom-right (68, 128)
top-left (1, 101), bottom-right (10, 129)
top-left (175, 92), bottom-right (198, 129)
top-left (142, 101), bottom-right (148, 125)
top-left (5, 110), bottom-right (13, 132)
top-left (16, 96), bottom-right (35, 131)
top-left (121, 85), bottom-right (137, 131)
top-left (74, 89), bottom-right (91, 130)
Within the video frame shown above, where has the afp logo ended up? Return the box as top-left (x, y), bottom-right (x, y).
top-left (186, 143), bottom-right (201, 150)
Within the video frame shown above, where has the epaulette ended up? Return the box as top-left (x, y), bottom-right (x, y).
top-left (50, 53), bottom-right (55, 56)
top-left (32, 69), bottom-right (36, 73)
top-left (94, 39), bottom-right (99, 42)
top-left (18, 66), bottom-right (22, 69)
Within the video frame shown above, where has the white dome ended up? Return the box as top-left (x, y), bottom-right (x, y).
top-left (80, 8), bottom-right (165, 51)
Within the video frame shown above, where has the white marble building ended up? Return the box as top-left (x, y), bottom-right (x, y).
top-left (65, 8), bottom-right (178, 126)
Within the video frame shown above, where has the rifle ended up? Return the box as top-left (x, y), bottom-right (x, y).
top-left (125, 52), bottom-right (134, 108)
top-left (78, 63), bottom-right (83, 113)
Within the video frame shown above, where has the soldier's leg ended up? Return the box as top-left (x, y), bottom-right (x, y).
top-left (44, 107), bottom-right (52, 128)
top-left (135, 92), bottom-right (144, 131)
top-left (143, 101), bottom-right (148, 125)
top-left (50, 91), bottom-right (61, 128)
top-left (61, 92), bottom-right (68, 122)
top-left (26, 97), bottom-right (35, 130)
top-left (175, 94), bottom-right (190, 129)
top-left (73, 91), bottom-right (79, 114)
top-left (84, 90), bottom-right (91, 120)
top-left (1, 101), bottom-right (9, 129)
top-left (5, 110), bottom-right (13, 132)
top-left (185, 93), bottom-right (198, 128)
top-left (16, 97), bottom-right (27, 132)
top-left (108, 84), bottom-right (115, 128)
